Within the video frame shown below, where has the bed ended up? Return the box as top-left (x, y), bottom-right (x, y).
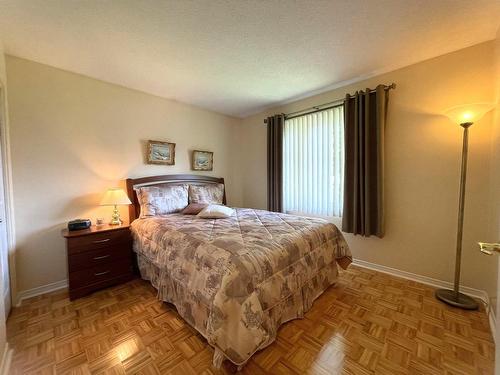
top-left (126, 174), bottom-right (352, 369)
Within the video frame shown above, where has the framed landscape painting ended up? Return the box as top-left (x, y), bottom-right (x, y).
top-left (192, 150), bottom-right (213, 171)
top-left (147, 140), bottom-right (175, 165)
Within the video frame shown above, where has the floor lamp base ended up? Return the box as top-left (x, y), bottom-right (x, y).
top-left (435, 289), bottom-right (478, 310)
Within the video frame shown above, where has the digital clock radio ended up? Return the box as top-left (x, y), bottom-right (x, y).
top-left (67, 219), bottom-right (92, 231)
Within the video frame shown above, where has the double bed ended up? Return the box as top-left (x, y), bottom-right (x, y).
top-left (126, 174), bottom-right (352, 368)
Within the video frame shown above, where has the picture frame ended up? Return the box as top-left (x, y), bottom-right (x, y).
top-left (147, 140), bottom-right (175, 165)
top-left (192, 150), bottom-right (213, 171)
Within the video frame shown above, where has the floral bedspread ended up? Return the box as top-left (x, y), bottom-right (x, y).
top-left (130, 208), bottom-right (351, 366)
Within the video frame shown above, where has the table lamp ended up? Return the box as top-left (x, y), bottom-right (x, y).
top-left (100, 188), bottom-right (132, 225)
top-left (435, 102), bottom-right (495, 310)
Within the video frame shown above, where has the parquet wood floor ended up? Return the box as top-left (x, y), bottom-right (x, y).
top-left (6, 265), bottom-right (494, 374)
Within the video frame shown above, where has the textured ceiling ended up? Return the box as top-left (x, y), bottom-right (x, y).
top-left (0, 0), bottom-right (499, 117)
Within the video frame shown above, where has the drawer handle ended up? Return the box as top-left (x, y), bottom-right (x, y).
top-left (93, 255), bottom-right (110, 260)
top-left (93, 238), bottom-right (111, 244)
top-left (94, 271), bottom-right (110, 276)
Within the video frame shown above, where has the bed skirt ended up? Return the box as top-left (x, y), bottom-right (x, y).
top-left (136, 252), bottom-right (341, 368)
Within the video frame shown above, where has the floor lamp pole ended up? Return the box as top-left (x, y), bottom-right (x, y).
top-left (435, 122), bottom-right (479, 310)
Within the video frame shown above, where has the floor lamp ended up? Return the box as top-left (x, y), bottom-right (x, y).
top-left (435, 103), bottom-right (494, 310)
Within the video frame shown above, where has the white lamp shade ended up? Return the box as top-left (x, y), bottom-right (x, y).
top-left (443, 103), bottom-right (495, 125)
top-left (100, 188), bottom-right (132, 206)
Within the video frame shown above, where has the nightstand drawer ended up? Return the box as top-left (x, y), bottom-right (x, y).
top-left (67, 229), bottom-right (131, 254)
top-left (68, 245), bottom-right (131, 272)
top-left (69, 258), bottom-right (132, 289)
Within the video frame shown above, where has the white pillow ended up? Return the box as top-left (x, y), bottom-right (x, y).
top-left (197, 204), bottom-right (234, 219)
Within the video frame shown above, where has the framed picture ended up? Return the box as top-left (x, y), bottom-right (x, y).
top-left (192, 150), bottom-right (213, 171)
top-left (147, 140), bottom-right (175, 165)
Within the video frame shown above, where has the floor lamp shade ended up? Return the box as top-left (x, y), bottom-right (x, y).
top-left (435, 103), bottom-right (494, 310)
top-left (443, 103), bottom-right (495, 126)
top-left (100, 188), bottom-right (132, 225)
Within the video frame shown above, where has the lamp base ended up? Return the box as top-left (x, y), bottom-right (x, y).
top-left (110, 205), bottom-right (122, 226)
top-left (435, 289), bottom-right (478, 310)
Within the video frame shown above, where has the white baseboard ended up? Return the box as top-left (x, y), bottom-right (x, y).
top-left (352, 259), bottom-right (490, 307)
top-left (15, 279), bottom-right (68, 307)
top-left (489, 309), bottom-right (497, 343)
top-left (2, 288), bottom-right (9, 312)
top-left (0, 343), bottom-right (12, 375)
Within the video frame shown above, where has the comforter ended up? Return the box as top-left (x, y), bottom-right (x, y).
top-left (130, 208), bottom-right (351, 367)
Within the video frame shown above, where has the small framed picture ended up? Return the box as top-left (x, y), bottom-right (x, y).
top-left (192, 150), bottom-right (213, 171)
top-left (147, 140), bottom-right (175, 165)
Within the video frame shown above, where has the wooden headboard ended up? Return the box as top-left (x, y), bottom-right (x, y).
top-left (126, 174), bottom-right (226, 221)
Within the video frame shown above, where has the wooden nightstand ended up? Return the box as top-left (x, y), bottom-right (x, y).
top-left (62, 223), bottom-right (134, 300)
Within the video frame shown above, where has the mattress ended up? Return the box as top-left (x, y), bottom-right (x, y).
top-left (130, 208), bottom-right (352, 367)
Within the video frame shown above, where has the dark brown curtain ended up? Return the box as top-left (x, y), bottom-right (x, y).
top-left (267, 114), bottom-right (284, 212)
top-left (342, 85), bottom-right (388, 237)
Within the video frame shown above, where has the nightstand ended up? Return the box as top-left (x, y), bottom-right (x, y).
top-left (62, 223), bottom-right (134, 300)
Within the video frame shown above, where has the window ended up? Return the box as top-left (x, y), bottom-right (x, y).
top-left (283, 106), bottom-right (344, 217)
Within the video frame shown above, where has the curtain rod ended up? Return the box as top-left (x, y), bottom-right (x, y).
top-left (264, 83), bottom-right (396, 123)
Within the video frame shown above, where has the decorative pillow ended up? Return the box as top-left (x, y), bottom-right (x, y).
top-left (180, 203), bottom-right (208, 215)
top-left (197, 204), bottom-right (234, 219)
top-left (189, 183), bottom-right (224, 204)
top-left (136, 184), bottom-right (188, 217)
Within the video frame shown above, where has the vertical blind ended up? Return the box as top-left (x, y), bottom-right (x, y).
top-left (283, 105), bottom-right (344, 217)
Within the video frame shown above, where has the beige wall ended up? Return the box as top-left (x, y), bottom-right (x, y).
top-left (0, 42), bottom-right (7, 363)
top-left (237, 41), bottom-right (498, 296)
top-left (489, 31), bottom-right (499, 374)
top-left (493, 32), bottom-right (500, 247)
top-left (6, 56), bottom-right (241, 292)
